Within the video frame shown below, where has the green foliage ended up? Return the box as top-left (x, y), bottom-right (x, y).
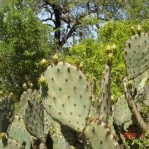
top-left (0, 0), bottom-right (52, 99)
top-left (64, 38), bottom-right (103, 96)
top-left (64, 21), bottom-right (131, 98)
top-left (123, 0), bottom-right (149, 20)
top-left (64, 20), bottom-right (149, 99)
top-left (98, 21), bottom-right (133, 97)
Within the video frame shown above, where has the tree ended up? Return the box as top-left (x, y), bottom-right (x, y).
top-left (38, 0), bottom-right (149, 49)
top-left (38, 0), bottom-right (124, 48)
top-left (0, 0), bottom-right (52, 98)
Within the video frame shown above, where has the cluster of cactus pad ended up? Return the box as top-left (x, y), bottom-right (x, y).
top-left (0, 60), bottom-right (119, 149)
top-left (1, 32), bottom-right (149, 149)
top-left (113, 33), bottom-right (149, 130)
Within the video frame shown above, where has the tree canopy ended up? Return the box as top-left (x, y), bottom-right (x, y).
top-left (38, 0), bottom-right (149, 48)
top-left (0, 0), bottom-right (52, 98)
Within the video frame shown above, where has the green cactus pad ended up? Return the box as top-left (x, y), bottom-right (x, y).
top-left (7, 115), bottom-right (32, 149)
top-left (84, 117), bottom-right (119, 149)
top-left (44, 110), bottom-right (73, 149)
top-left (51, 132), bottom-right (71, 149)
top-left (0, 138), bottom-right (23, 149)
top-left (17, 89), bottom-right (34, 117)
top-left (24, 91), bottom-right (45, 142)
top-left (42, 62), bottom-right (92, 132)
top-left (124, 33), bottom-right (149, 79)
top-left (0, 96), bottom-right (14, 132)
top-left (113, 95), bottom-right (132, 127)
top-left (133, 70), bottom-right (149, 90)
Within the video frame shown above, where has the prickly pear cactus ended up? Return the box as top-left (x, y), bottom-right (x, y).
top-left (17, 89), bottom-right (34, 117)
top-left (113, 95), bottom-right (132, 129)
top-left (0, 138), bottom-right (23, 149)
top-left (0, 96), bottom-right (14, 132)
top-left (133, 70), bottom-right (149, 90)
top-left (24, 91), bottom-right (45, 142)
top-left (7, 115), bottom-right (32, 149)
top-left (84, 117), bottom-right (119, 149)
top-left (124, 33), bottom-right (149, 80)
top-left (42, 62), bottom-right (92, 132)
top-left (51, 132), bottom-right (71, 149)
top-left (44, 108), bottom-right (77, 149)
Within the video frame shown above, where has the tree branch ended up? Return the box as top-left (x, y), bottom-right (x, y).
top-left (60, 12), bottom-right (89, 46)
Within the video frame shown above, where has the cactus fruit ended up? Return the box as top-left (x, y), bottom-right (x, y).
top-left (52, 54), bottom-right (59, 64)
top-left (23, 83), bottom-right (28, 90)
top-left (79, 62), bottom-right (84, 70)
top-left (38, 75), bottom-right (48, 87)
top-left (7, 115), bottom-right (32, 149)
top-left (127, 80), bottom-right (134, 89)
top-left (105, 45), bottom-right (112, 54)
top-left (40, 59), bottom-right (49, 68)
top-left (136, 25), bottom-right (142, 34)
top-left (28, 82), bottom-right (33, 89)
top-left (83, 117), bottom-right (119, 149)
top-left (42, 62), bottom-right (92, 132)
top-left (124, 33), bottom-right (149, 79)
top-left (105, 44), bottom-right (116, 55)
top-left (0, 96), bottom-right (14, 132)
top-left (0, 91), bottom-right (4, 97)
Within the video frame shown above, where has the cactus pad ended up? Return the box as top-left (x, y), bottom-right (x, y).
top-left (42, 62), bottom-right (92, 132)
top-left (84, 117), bottom-right (119, 149)
top-left (113, 95), bottom-right (132, 128)
top-left (7, 115), bottom-right (32, 149)
top-left (0, 96), bottom-right (14, 132)
top-left (0, 138), bottom-right (23, 149)
top-left (133, 70), bottom-right (149, 90)
top-left (17, 89), bottom-right (34, 117)
top-left (24, 91), bottom-right (45, 142)
top-left (124, 33), bottom-right (149, 79)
